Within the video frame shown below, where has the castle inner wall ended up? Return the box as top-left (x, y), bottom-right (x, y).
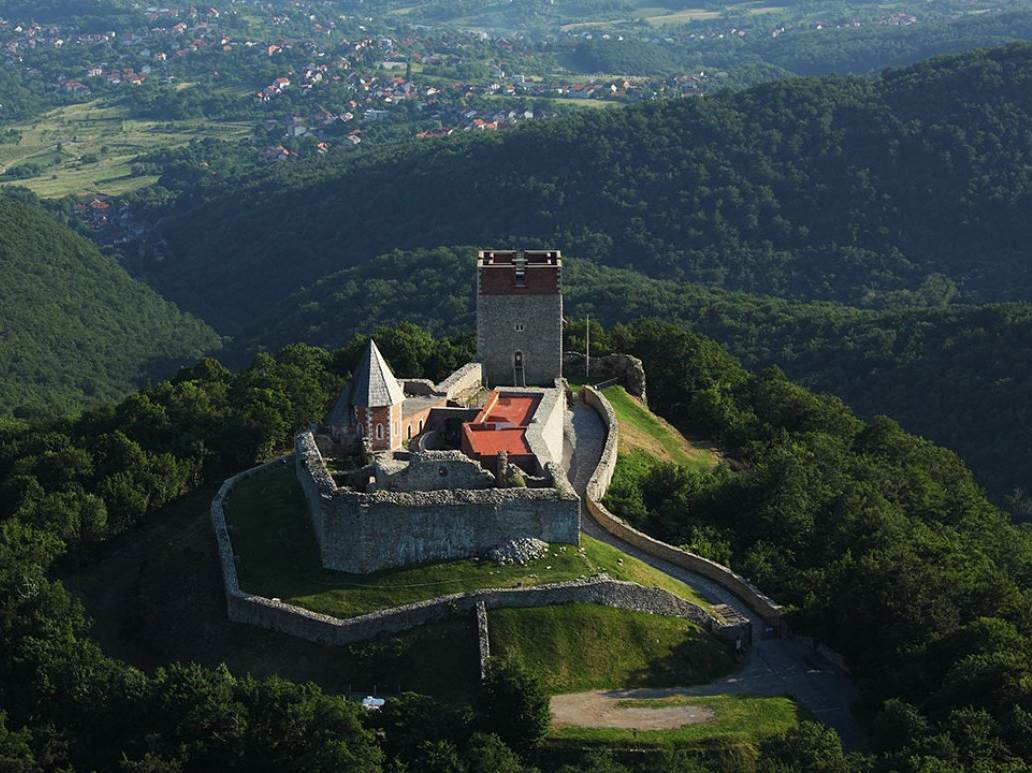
top-left (296, 432), bottom-right (580, 573)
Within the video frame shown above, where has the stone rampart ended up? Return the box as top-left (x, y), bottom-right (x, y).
top-left (582, 386), bottom-right (620, 501)
top-left (294, 430), bottom-right (581, 573)
top-left (476, 601), bottom-right (491, 679)
top-left (211, 454), bottom-right (293, 609)
top-left (582, 386), bottom-right (784, 630)
top-left (322, 483), bottom-right (580, 573)
top-left (435, 362), bottom-right (484, 400)
top-left (214, 459), bottom-right (744, 647)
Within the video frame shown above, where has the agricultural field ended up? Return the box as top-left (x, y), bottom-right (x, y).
top-left (558, 0), bottom-right (784, 30)
top-left (0, 99), bottom-right (250, 199)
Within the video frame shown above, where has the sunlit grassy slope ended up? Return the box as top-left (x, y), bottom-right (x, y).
top-left (602, 385), bottom-right (719, 473)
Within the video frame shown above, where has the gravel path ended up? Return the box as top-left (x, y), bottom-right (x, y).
top-left (561, 395), bottom-right (865, 750)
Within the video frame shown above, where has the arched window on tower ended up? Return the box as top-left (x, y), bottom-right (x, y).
top-left (407, 425), bottom-right (413, 440)
top-left (376, 423), bottom-right (384, 440)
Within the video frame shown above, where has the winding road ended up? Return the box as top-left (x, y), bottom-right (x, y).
top-left (562, 395), bottom-right (865, 750)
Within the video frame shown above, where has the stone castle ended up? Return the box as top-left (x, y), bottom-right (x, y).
top-left (294, 249), bottom-right (580, 574)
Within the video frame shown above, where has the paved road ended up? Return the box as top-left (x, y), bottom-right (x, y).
top-left (562, 396), bottom-right (865, 751)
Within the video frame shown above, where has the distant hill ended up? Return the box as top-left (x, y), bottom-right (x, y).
top-left (0, 196), bottom-right (220, 416)
top-left (153, 43), bottom-right (1032, 333)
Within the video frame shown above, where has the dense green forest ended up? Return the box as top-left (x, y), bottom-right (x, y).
top-left (601, 321), bottom-right (1032, 770)
top-left (0, 322), bottom-right (1028, 769)
top-left (132, 45), bottom-right (1032, 511)
top-left (0, 196), bottom-right (221, 417)
top-left (153, 42), bottom-right (1032, 331)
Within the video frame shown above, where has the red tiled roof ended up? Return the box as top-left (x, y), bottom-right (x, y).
top-left (462, 392), bottom-right (540, 458)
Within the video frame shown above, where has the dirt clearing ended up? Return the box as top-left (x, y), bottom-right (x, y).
top-left (551, 688), bottom-right (716, 730)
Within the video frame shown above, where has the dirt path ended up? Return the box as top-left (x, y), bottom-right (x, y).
top-left (552, 688), bottom-right (714, 730)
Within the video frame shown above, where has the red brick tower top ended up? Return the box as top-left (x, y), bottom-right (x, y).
top-left (477, 249), bottom-right (561, 295)
top-left (476, 249), bottom-right (563, 387)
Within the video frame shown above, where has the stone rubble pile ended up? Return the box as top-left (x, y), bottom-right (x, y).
top-left (486, 538), bottom-right (549, 566)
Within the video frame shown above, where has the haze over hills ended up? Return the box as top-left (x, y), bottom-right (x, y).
top-left (0, 196), bottom-right (221, 416)
top-left (153, 43), bottom-right (1032, 334)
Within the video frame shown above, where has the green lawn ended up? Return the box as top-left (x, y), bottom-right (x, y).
top-left (62, 484), bottom-right (481, 702)
top-left (489, 604), bottom-right (734, 693)
top-left (0, 99), bottom-right (250, 198)
top-left (552, 694), bottom-right (802, 747)
top-left (225, 464), bottom-right (712, 618)
top-left (602, 385), bottom-right (719, 473)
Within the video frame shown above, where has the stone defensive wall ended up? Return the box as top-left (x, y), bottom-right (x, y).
top-left (434, 362), bottom-right (484, 400)
top-left (581, 385), bottom-right (784, 630)
top-left (212, 464), bottom-right (745, 645)
top-left (565, 352), bottom-right (648, 402)
top-left (295, 431), bottom-right (581, 573)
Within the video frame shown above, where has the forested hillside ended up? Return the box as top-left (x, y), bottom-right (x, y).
top-left (1, 324), bottom-right (1029, 769)
top-left (602, 321), bottom-right (1032, 770)
top-left (0, 197), bottom-right (221, 416)
top-left (153, 43), bottom-right (1032, 332)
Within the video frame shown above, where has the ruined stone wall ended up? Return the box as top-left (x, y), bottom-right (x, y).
top-left (295, 432), bottom-right (336, 547)
top-left (322, 483), bottom-right (580, 573)
top-left (476, 601), bottom-right (491, 680)
top-left (582, 386), bottom-right (784, 631)
top-left (373, 450), bottom-right (496, 492)
top-left (566, 352), bottom-right (647, 402)
top-left (435, 362), bottom-right (483, 400)
top-left (295, 430), bottom-right (580, 574)
top-left (401, 378), bottom-right (437, 396)
top-left (477, 293), bottom-right (563, 387)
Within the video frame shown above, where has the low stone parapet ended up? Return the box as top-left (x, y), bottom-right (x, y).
top-left (435, 362), bottom-right (484, 400)
top-left (581, 385), bottom-right (784, 632)
top-left (212, 458), bottom-right (738, 647)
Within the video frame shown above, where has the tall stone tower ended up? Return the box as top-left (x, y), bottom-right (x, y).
top-left (476, 249), bottom-right (563, 387)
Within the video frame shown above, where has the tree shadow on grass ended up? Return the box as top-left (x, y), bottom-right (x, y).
top-left (626, 627), bottom-right (737, 688)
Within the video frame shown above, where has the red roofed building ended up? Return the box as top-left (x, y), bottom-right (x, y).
top-left (460, 391), bottom-right (541, 473)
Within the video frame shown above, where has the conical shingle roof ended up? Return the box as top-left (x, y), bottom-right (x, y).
top-left (349, 339), bottom-right (405, 407)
